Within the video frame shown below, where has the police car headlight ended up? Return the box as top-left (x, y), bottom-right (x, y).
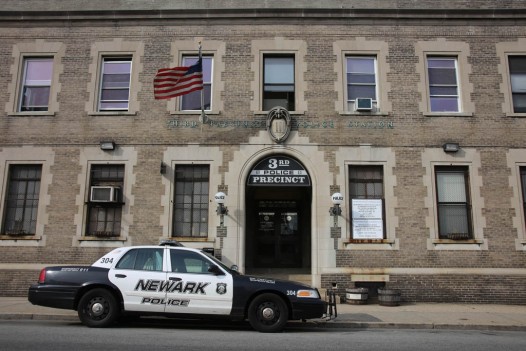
top-left (296, 289), bottom-right (320, 299)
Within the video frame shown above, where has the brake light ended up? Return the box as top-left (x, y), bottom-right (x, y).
top-left (38, 269), bottom-right (46, 284)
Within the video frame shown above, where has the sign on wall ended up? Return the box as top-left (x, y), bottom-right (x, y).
top-left (247, 156), bottom-right (311, 187)
top-left (351, 199), bottom-right (384, 239)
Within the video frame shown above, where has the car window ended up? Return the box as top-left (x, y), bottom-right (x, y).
top-left (170, 250), bottom-right (212, 274)
top-left (115, 249), bottom-right (137, 269)
top-left (116, 248), bottom-right (163, 271)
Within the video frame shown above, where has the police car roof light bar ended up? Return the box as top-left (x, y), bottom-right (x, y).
top-left (159, 239), bottom-right (184, 247)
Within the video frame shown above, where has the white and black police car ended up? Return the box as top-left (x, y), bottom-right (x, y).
top-left (28, 241), bottom-right (327, 332)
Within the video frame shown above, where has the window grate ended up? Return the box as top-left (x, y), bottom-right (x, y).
top-left (86, 164), bottom-right (124, 237)
top-left (173, 165), bottom-right (210, 238)
top-left (3, 165), bottom-right (41, 235)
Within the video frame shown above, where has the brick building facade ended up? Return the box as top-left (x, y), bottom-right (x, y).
top-left (1, 0), bottom-right (526, 303)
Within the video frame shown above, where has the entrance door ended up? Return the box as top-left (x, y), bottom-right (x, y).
top-left (245, 155), bottom-right (312, 272)
top-left (255, 201), bottom-right (302, 268)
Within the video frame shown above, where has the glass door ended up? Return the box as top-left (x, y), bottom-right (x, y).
top-left (254, 201), bottom-right (302, 268)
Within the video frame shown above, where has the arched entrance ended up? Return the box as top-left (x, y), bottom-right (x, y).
top-left (244, 155), bottom-right (312, 274)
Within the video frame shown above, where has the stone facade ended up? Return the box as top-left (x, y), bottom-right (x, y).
top-left (1, 1), bottom-right (526, 303)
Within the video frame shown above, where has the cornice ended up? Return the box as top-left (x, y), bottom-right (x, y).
top-left (1, 7), bottom-right (526, 24)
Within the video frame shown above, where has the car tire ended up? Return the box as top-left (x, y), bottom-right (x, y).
top-left (247, 293), bottom-right (289, 333)
top-left (77, 288), bottom-right (119, 328)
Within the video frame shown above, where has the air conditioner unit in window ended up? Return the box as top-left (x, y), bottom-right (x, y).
top-left (90, 186), bottom-right (120, 202)
top-left (355, 98), bottom-right (373, 111)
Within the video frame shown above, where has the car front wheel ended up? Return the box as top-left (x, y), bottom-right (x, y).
top-left (77, 288), bottom-right (119, 328)
top-left (247, 293), bottom-right (289, 333)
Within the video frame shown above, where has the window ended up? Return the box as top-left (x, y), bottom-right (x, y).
top-left (173, 165), bottom-right (209, 238)
top-left (251, 39), bottom-right (306, 113)
top-left (116, 248), bottom-right (164, 271)
top-left (427, 57), bottom-right (459, 112)
top-left (416, 40), bottom-right (474, 116)
top-left (349, 165), bottom-right (385, 239)
top-left (2, 165), bottom-right (41, 236)
top-left (520, 167), bottom-right (526, 230)
top-left (86, 165), bottom-right (124, 237)
top-left (19, 58), bottom-right (53, 112)
top-left (346, 56), bottom-right (377, 111)
top-left (86, 39), bottom-right (143, 115)
top-left (435, 166), bottom-right (472, 240)
top-left (98, 57), bottom-right (132, 111)
top-left (170, 249), bottom-right (212, 274)
top-left (7, 41), bottom-right (65, 116)
top-left (263, 55), bottom-right (295, 111)
top-left (508, 56), bottom-right (526, 113)
top-left (180, 56), bottom-right (213, 111)
top-left (169, 40), bottom-right (225, 114)
top-left (334, 39), bottom-right (392, 115)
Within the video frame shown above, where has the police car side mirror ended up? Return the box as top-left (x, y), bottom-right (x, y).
top-left (208, 265), bottom-right (225, 276)
top-left (230, 265), bottom-right (239, 272)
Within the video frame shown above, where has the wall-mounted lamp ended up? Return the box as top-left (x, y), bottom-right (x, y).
top-left (214, 192), bottom-right (228, 226)
top-left (100, 141), bottom-right (115, 151)
top-left (442, 142), bottom-right (460, 153)
top-left (160, 162), bottom-right (167, 174)
top-left (330, 192), bottom-right (343, 227)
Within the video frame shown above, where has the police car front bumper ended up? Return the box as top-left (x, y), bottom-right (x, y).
top-left (290, 298), bottom-right (327, 320)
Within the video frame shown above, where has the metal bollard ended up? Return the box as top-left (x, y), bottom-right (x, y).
top-left (325, 283), bottom-right (338, 319)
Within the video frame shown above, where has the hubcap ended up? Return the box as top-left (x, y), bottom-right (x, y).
top-left (91, 302), bottom-right (104, 316)
top-left (261, 307), bottom-right (275, 320)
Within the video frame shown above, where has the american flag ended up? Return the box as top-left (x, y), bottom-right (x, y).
top-left (153, 58), bottom-right (203, 100)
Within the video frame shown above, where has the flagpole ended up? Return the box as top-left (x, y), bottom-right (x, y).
top-left (199, 42), bottom-right (207, 124)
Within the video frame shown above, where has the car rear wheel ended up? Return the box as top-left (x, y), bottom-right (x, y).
top-left (248, 293), bottom-right (289, 333)
top-left (77, 288), bottom-right (119, 328)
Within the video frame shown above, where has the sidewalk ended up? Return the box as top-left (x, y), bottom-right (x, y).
top-left (2, 296), bottom-right (526, 331)
top-left (323, 302), bottom-right (526, 331)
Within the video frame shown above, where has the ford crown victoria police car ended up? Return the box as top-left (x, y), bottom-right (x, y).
top-left (28, 242), bottom-right (327, 332)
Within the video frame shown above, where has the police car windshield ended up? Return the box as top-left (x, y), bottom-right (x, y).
top-left (201, 251), bottom-right (239, 275)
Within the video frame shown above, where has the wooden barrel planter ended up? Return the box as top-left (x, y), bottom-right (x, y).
top-left (378, 288), bottom-right (401, 306)
top-left (345, 287), bottom-right (369, 305)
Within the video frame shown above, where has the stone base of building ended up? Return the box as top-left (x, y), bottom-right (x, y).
top-left (2, 270), bottom-right (36, 297)
top-left (322, 274), bottom-right (526, 305)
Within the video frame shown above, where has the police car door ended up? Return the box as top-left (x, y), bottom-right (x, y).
top-left (108, 247), bottom-right (167, 312)
top-left (166, 248), bottom-right (233, 315)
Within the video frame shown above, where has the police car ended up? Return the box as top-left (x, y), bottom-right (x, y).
top-left (28, 241), bottom-right (327, 332)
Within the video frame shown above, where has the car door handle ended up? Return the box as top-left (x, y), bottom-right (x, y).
top-left (169, 277), bottom-right (182, 281)
top-left (115, 274), bottom-right (127, 278)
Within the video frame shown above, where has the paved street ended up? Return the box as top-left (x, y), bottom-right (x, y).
top-left (1, 319), bottom-right (526, 351)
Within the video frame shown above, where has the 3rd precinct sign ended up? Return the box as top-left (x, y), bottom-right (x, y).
top-left (248, 156), bottom-right (311, 187)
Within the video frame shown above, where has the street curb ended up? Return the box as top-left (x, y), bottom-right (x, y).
top-left (0, 313), bottom-right (78, 321)
top-left (315, 321), bottom-right (526, 331)
top-left (2, 313), bottom-right (526, 332)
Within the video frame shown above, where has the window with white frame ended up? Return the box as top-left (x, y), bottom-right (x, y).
top-left (508, 56), bottom-right (526, 113)
top-left (435, 166), bottom-right (473, 240)
top-left (180, 56), bottom-right (213, 111)
top-left (173, 165), bottom-right (209, 238)
top-left (427, 57), bottom-right (460, 113)
top-left (2, 165), bottom-right (42, 236)
top-left (346, 56), bottom-right (377, 112)
top-left (19, 58), bottom-right (53, 112)
top-left (98, 57), bottom-right (132, 111)
top-left (263, 55), bottom-right (295, 111)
